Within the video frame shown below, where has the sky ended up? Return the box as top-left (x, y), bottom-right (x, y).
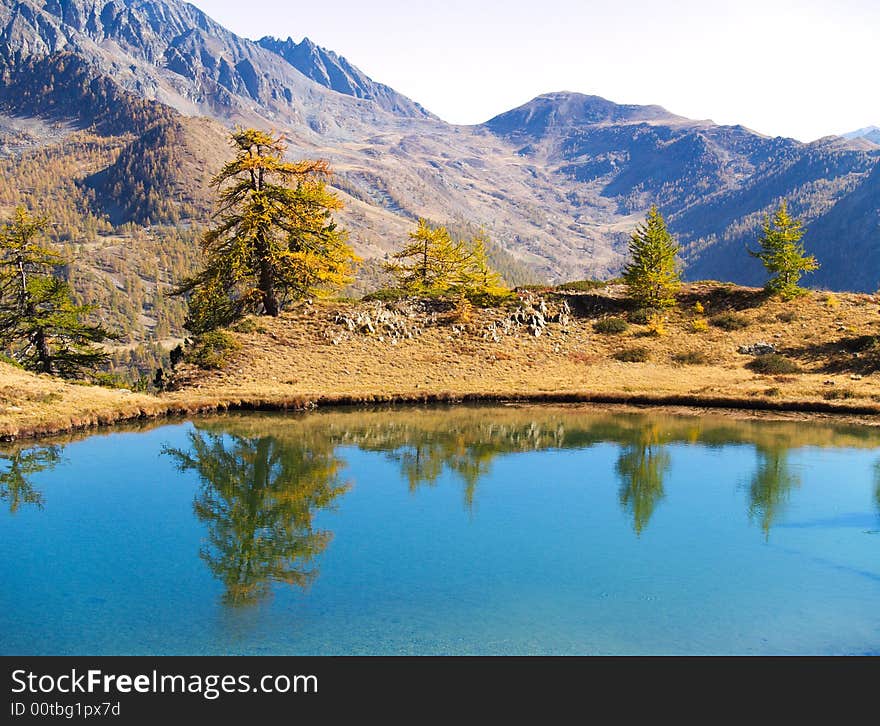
top-left (193, 0), bottom-right (878, 142)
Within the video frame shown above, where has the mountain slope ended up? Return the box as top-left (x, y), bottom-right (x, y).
top-left (0, 0), bottom-right (404, 136)
top-left (0, 0), bottom-right (878, 297)
top-left (257, 35), bottom-right (432, 119)
top-left (483, 93), bottom-right (880, 291)
top-left (843, 126), bottom-right (880, 146)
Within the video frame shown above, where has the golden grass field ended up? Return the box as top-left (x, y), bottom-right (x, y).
top-left (2, 282), bottom-right (880, 439)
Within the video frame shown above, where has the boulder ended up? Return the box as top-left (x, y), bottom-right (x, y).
top-left (738, 342), bottom-right (776, 355)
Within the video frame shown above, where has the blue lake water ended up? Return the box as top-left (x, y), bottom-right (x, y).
top-left (1, 405), bottom-right (878, 655)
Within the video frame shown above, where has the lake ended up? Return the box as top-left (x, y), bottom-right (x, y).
top-left (1, 405), bottom-right (878, 655)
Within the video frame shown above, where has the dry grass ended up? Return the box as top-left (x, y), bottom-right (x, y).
top-left (2, 282), bottom-right (880, 439)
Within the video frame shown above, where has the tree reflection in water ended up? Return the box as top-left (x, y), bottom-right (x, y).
top-left (5, 405), bottom-right (870, 604)
top-left (0, 445), bottom-right (62, 513)
top-left (615, 425), bottom-right (670, 536)
top-left (746, 444), bottom-right (800, 540)
top-left (164, 430), bottom-right (349, 606)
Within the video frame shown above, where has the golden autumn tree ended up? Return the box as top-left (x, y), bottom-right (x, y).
top-left (177, 129), bottom-right (356, 331)
top-left (384, 218), bottom-right (466, 293)
top-left (458, 232), bottom-right (504, 294)
top-left (385, 219), bottom-right (506, 297)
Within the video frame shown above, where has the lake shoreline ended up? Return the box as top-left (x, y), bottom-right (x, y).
top-left (3, 282), bottom-right (880, 441)
top-left (3, 386), bottom-right (880, 443)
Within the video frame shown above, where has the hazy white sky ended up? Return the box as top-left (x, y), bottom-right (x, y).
top-left (194, 0), bottom-right (878, 141)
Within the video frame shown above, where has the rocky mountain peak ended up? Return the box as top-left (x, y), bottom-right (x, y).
top-left (484, 91), bottom-right (684, 139)
top-left (256, 34), bottom-right (433, 119)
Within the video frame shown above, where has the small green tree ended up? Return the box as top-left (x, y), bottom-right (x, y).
top-left (623, 206), bottom-right (681, 309)
top-left (0, 207), bottom-right (112, 377)
top-left (749, 201), bottom-right (818, 299)
top-left (385, 219), bottom-right (466, 293)
top-left (177, 129), bottom-right (357, 330)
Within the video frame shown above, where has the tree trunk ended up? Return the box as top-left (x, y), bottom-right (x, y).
top-left (34, 327), bottom-right (52, 374)
top-left (259, 257), bottom-right (279, 316)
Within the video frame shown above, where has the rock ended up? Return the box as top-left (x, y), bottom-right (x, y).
top-left (738, 342), bottom-right (776, 355)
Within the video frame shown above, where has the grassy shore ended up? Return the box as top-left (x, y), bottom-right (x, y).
top-left (2, 282), bottom-right (880, 440)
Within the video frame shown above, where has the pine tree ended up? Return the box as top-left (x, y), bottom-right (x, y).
top-left (0, 207), bottom-right (113, 377)
top-left (176, 129), bottom-right (356, 330)
top-left (749, 201), bottom-right (818, 299)
top-left (384, 219), bottom-right (466, 293)
top-left (623, 206), bottom-right (681, 309)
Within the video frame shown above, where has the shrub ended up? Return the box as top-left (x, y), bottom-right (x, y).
top-left (673, 350), bottom-right (710, 365)
top-left (691, 318), bottom-right (710, 333)
top-left (467, 289), bottom-right (516, 308)
top-left (231, 317), bottom-right (264, 334)
top-left (187, 330), bottom-right (241, 370)
top-left (646, 314), bottom-right (667, 337)
top-left (823, 293), bottom-right (840, 309)
top-left (693, 301), bottom-right (705, 314)
top-left (823, 388), bottom-right (856, 400)
top-left (451, 295), bottom-right (474, 324)
top-left (594, 317), bottom-right (629, 334)
top-left (710, 312), bottom-right (750, 331)
top-left (628, 308), bottom-right (651, 325)
top-left (614, 346), bottom-right (650, 363)
top-left (747, 354), bottom-right (801, 375)
top-left (92, 372), bottom-right (133, 389)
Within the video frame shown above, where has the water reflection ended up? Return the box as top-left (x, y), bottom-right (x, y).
top-left (5, 406), bottom-right (880, 605)
top-left (0, 444), bottom-right (62, 513)
top-left (163, 430), bottom-right (348, 606)
top-left (615, 425), bottom-right (670, 536)
top-left (747, 445), bottom-right (801, 539)
top-left (871, 461), bottom-right (880, 525)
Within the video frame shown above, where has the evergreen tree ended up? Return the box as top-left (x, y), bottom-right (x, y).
top-left (623, 206), bottom-right (681, 309)
top-left (176, 129), bottom-right (356, 330)
top-left (749, 201), bottom-right (818, 299)
top-left (0, 207), bottom-right (112, 377)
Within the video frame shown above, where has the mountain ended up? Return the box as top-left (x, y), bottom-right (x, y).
top-left (482, 93), bottom-right (880, 290)
top-left (843, 126), bottom-right (880, 146)
top-left (256, 35), bottom-right (432, 120)
top-left (0, 0), bottom-right (878, 346)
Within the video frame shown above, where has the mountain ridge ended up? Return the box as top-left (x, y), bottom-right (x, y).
top-left (256, 35), bottom-right (433, 120)
top-left (843, 126), bottom-right (880, 146)
top-left (0, 0), bottom-right (877, 302)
